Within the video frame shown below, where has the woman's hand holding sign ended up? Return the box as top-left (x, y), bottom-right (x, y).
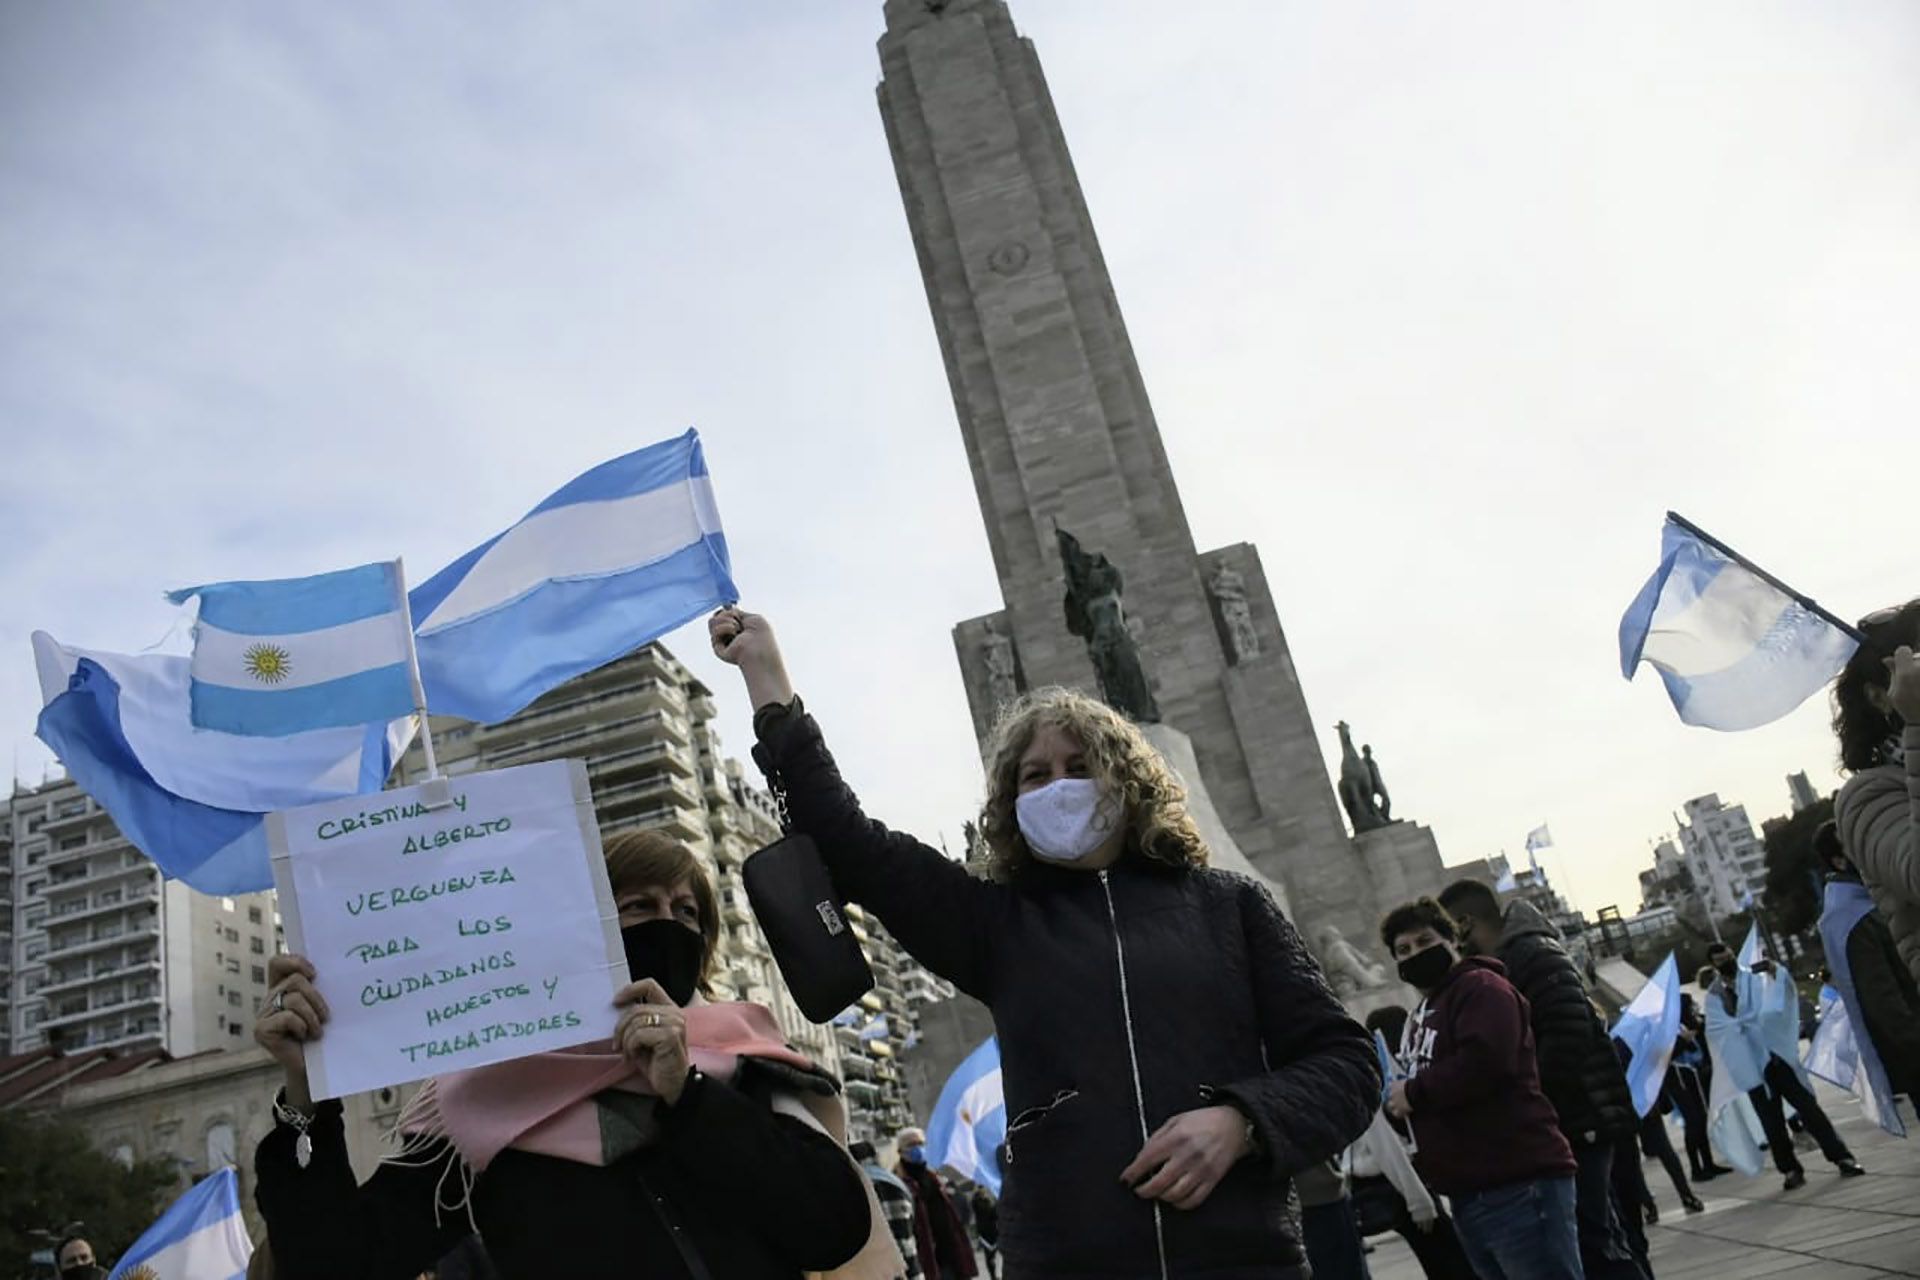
top-left (614, 977), bottom-right (692, 1106)
top-left (256, 952), bottom-right (331, 1112)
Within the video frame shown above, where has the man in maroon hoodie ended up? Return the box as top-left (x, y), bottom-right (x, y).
top-left (1382, 898), bottom-right (1581, 1280)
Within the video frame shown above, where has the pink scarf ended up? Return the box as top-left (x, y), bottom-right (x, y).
top-left (399, 1000), bottom-right (816, 1173)
top-left (393, 1000), bottom-right (908, 1280)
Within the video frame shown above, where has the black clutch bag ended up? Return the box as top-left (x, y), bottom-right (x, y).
top-left (742, 831), bottom-right (874, 1023)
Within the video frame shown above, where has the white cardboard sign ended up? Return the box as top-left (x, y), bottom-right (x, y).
top-left (267, 758), bottom-right (625, 1100)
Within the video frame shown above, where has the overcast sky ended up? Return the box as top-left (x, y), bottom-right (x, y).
top-left (4, 1), bottom-right (1917, 920)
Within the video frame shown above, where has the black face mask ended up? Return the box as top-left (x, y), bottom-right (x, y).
top-left (1396, 943), bottom-right (1453, 991)
top-left (60, 1266), bottom-right (105, 1280)
top-left (621, 918), bottom-right (704, 1006)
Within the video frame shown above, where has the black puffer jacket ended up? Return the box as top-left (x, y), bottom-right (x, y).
top-left (755, 702), bottom-right (1380, 1279)
top-left (1495, 900), bottom-right (1637, 1145)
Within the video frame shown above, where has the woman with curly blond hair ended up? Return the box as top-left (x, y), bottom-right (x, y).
top-left (712, 608), bottom-right (1379, 1280)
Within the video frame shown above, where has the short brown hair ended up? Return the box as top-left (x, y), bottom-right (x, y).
top-left (1379, 897), bottom-right (1458, 952)
top-left (603, 830), bottom-right (721, 996)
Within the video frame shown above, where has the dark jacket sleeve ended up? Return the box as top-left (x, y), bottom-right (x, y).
top-left (1848, 915), bottom-right (1920, 1085)
top-left (658, 1067), bottom-right (874, 1272)
top-left (1502, 936), bottom-right (1633, 1142)
top-left (1404, 972), bottom-right (1525, 1112)
top-left (254, 1097), bottom-right (467, 1280)
top-left (753, 701), bottom-right (1001, 999)
top-left (1212, 880), bottom-right (1381, 1178)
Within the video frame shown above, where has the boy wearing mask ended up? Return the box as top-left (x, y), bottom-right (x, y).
top-left (1382, 898), bottom-right (1580, 1280)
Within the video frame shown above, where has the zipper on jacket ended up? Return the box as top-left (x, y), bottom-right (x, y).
top-left (1100, 869), bottom-right (1170, 1280)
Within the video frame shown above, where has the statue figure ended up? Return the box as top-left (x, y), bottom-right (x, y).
top-left (1058, 527), bottom-right (1159, 722)
top-left (1335, 721), bottom-right (1390, 832)
top-left (1362, 744), bottom-right (1391, 822)
top-left (980, 622), bottom-right (1021, 711)
top-left (1314, 923), bottom-right (1390, 996)
top-left (1208, 562), bottom-right (1261, 663)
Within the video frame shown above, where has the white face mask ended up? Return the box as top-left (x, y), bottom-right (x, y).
top-left (1016, 778), bottom-right (1120, 863)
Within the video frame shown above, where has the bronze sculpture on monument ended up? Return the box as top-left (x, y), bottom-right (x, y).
top-left (1057, 527), bottom-right (1158, 723)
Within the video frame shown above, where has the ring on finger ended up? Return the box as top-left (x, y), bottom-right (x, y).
top-left (273, 991), bottom-right (286, 1013)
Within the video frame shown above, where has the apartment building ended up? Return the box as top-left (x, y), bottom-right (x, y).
top-left (4, 779), bottom-right (276, 1057)
top-left (1676, 793), bottom-right (1768, 920)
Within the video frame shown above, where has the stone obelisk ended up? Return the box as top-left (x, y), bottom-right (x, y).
top-left (876, 0), bottom-right (1439, 964)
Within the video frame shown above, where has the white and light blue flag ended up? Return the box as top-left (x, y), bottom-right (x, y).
top-left (860, 1014), bottom-right (891, 1043)
top-left (409, 428), bottom-right (737, 724)
top-left (1609, 953), bottom-right (1682, 1118)
top-left (1619, 515), bottom-right (1858, 731)
top-left (106, 1165), bottom-right (253, 1280)
top-left (32, 632), bottom-right (412, 894)
top-left (925, 1036), bottom-right (1006, 1195)
top-left (166, 560), bottom-right (415, 737)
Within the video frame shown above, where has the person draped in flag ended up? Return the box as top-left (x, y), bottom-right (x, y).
top-left (1701, 939), bottom-right (1864, 1189)
top-left (1814, 820), bottom-right (1920, 1109)
top-left (1832, 601), bottom-right (1920, 991)
top-left (251, 830), bottom-right (890, 1280)
top-left (711, 608), bottom-right (1380, 1280)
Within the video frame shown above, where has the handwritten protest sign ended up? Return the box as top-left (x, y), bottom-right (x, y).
top-left (266, 758), bottom-right (626, 1100)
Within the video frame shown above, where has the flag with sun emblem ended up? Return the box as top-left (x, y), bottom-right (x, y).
top-left (106, 1166), bottom-right (252, 1280)
top-left (167, 560), bottom-right (417, 736)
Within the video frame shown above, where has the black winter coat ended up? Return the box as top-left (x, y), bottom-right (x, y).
top-left (754, 703), bottom-right (1380, 1279)
top-left (254, 1063), bottom-right (873, 1280)
top-left (1494, 900), bottom-right (1638, 1144)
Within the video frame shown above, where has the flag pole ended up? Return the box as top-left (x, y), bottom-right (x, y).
top-left (1665, 511), bottom-right (1866, 643)
top-left (392, 557), bottom-right (449, 808)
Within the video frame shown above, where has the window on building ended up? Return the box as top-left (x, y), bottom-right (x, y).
top-left (227, 990), bottom-right (242, 1007)
top-left (228, 1024), bottom-right (242, 1037)
top-left (25, 942), bottom-right (45, 961)
top-left (26, 814), bottom-right (46, 833)
top-left (224, 927), bottom-right (239, 944)
top-left (250, 937), bottom-right (264, 955)
top-left (25, 878), bottom-right (44, 896)
top-left (252, 965), bottom-right (266, 984)
top-left (220, 896), bottom-right (235, 912)
top-left (25, 909), bottom-right (45, 928)
top-left (215, 951), bottom-right (223, 965)
top-left (248, 906), bottom-right (262, 925)
top-left (57, 834), bottom-right (87, 851)
top-left (226, 958), bottom-right (240, 974)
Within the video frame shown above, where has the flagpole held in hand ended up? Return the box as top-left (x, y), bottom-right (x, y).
top-left (393, 556), bottom-right (451, 810)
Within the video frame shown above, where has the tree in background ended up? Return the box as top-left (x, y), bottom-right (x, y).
top-left (1764, 795), bottom-right (1837, 936)
top-left (0, 1109), bottom-right (177, 1276)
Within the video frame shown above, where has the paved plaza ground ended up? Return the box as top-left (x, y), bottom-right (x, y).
top-left (1367, 1083), bottom-right (1920, 1279)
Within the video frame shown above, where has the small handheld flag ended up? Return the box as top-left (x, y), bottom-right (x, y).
top-left (925, 1037), bottom-right (1007, 1195)
top-left (106, 1165), bottom-right (253, 1280)
top-left (1619, 513), bottom-right (1860, 731)
top-left (1609, 953), bottom-right (1682, 1117)
top-left (167, 560), bottom-right (415, 737)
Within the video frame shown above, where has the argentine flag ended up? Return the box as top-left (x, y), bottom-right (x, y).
top-left (1609, 952), bottom-right (1682, 1118)
top-left (1619, 514), bottom-right (1858, 731)
top-left (32, 633), bottom-right (412, 894)
top-left (926, 1037), bottom-right (1007, 1195)
top-left (106, 1165), bottom-right (253, 1280)
top-left (410, 428), bottom-right (737, 725)
top-left (167, 560), bottom-right (415, 737)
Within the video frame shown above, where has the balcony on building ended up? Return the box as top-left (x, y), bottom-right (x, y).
top-left (39, 986), bottom-right (161, 1032)
top-left (46, 918), bottom-right (160, 962)
top-left (42, 798), bottom-right (96, 833)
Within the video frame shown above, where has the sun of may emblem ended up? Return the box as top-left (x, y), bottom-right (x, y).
top-left (242, 642), bottom-right (293, 684)
top-left (122, 1266), bottom-right (159, 1280)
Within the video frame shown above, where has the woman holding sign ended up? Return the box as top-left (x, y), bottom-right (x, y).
top-left (251, 831), bottom-right (886, 1280)
top-left (711, 608), bottom-right (1380, 1280)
